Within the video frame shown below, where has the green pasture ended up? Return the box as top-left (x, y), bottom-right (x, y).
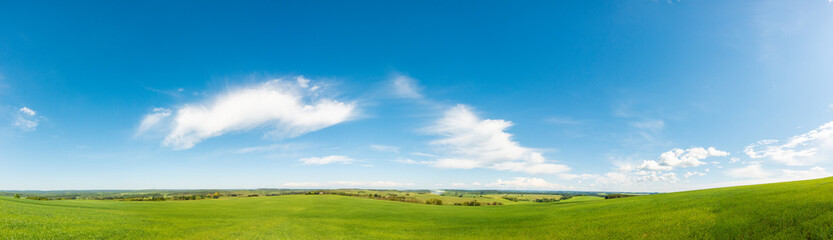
top-left (2, 177), bottom-right (833, 239)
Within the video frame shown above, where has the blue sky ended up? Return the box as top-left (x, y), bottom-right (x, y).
top-left (1, 0), bottom-right (833, 191)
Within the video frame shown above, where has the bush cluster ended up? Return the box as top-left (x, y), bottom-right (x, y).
top-left (425, 198), bottom-right (443, 205)
top-left (454, 200), bottom-right (482, 206)
top-left (604, 194), bottom-right (636, 199)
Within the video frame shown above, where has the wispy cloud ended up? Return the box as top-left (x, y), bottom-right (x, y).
top-left (423, 105), bottom-right (569, 174)
top-left (782, 167), bottom-right (828, 180)
top-left (234, 144), bottom-right (290, 154)
top-left (744, 121), bottom-right (833, 166)
top-left (14, 107), bottom-right (41, 131)
top-left (370, 144), bottom-right (400, 153)
top-left (634, 147), bottom-right (730, 171)
top-left (135, 107), bottom-right (171, 137)
top-left (588, 147), bottom-right (729, 189)
top-left (684, 171), bottom-right (707, 178)
top-left (136, 77), bottom-right (357, 150)
top-left (389, 74), bottom-right (423, 99)
top-left (299, 155), bottom-right (355, 165)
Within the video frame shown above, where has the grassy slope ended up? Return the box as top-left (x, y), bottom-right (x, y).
top-left (2, 177), bottom-right (833, 239)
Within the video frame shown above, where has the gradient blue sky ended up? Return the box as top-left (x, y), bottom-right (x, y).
top-left (1, 0), bottom-right (833, 191)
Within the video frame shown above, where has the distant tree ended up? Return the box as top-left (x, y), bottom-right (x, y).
top-left (13, 193), bottom-right (20, 199)
top-left (604, 194), bottom-right (635, 199)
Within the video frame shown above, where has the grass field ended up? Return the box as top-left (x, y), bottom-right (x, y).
top-left (2, 177), bottom-right (833, 239)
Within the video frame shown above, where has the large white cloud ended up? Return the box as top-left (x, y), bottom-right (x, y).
top-left (744, 121), bottom-right (833, 166)
top-left (725, 162), bottom-right (772, 179)
top-left (424, 105), bottom-right (570, 174)
top-left (589, 147), bottom-right (728, 190)
top-left (634, 147), bottom-right (729, 171)
top-left (137, 77), bottom-right (357, 150)
top-left (14, 107), bottom-right (41, 131)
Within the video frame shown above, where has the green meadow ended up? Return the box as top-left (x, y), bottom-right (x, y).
top-left (3, 177), bottom-right (833, 239)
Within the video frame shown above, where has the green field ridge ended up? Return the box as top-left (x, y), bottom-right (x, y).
top-left (2, 177), bottom-right (832, 239)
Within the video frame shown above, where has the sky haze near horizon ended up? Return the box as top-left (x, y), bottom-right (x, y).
top-left (2, 0), bottom-right (833, 192)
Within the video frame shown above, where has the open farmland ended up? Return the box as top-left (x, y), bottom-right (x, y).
top-left (2, 177), bottom-right (833, 239)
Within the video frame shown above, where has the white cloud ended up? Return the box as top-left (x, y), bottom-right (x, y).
top-left (299, 155), bottom-right (355, 165)
top-left (592, 147), bottom-right (728, 189)
top-left (14, 107), bottom-right (40, 131)
top-left (395, 159), bottom-right (427, 165)
top-left (19, 107), bottom-right (35, 116)
top-left (781, 167), bottom-right (829, 180)
top-left (137, 77), bottom-right (357, 150)
top-left (370, 144), bottom-right (400, 153)
top-left (395, 159), bottom-right (416, 164)
top-left (630, 147), bottom-right (729, 172)
top-left (390, 74), bottom-right (422, 99)
top-left (721, 164), bottom-right (828, 187)
top-left (296, 76), bottom-right (310, 88)
top-left (638, 160), bottom-right (674, 171)
top-left (136, 107), bottom-right (172, 137)
top-left (658, 147), bottom-right (729, 167)
top-left (424, 105), bottom-right (570, 174)
top-left (744, 121), bottom-right (833, 166)
top-left (725, 162), bottom-right (772, 179)
top-left (485, 177), bottom-right (567, 190)
top-left (684, 171), bottom-right (707, 178)
top-left (411, 152), bottom-right (437, 158)
top-left (730, 157), bottom-right (740, 163)
top-left (234, 144), bottom-right (289, 154)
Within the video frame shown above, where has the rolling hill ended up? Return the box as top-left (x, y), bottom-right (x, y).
top-left (2, 177), bottom-right (832, 239)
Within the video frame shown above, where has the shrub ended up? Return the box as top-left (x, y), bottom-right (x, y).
top-left (13, 193), bottom-right (20, 199)
top-left (458, 200), bottom-right (481, 206)
top-left (533, 198), bottom-right (559, 203)
top-left (425, 198), bottom-right (443, 205)
top-left (605, 194), bottom-right (636, 199)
